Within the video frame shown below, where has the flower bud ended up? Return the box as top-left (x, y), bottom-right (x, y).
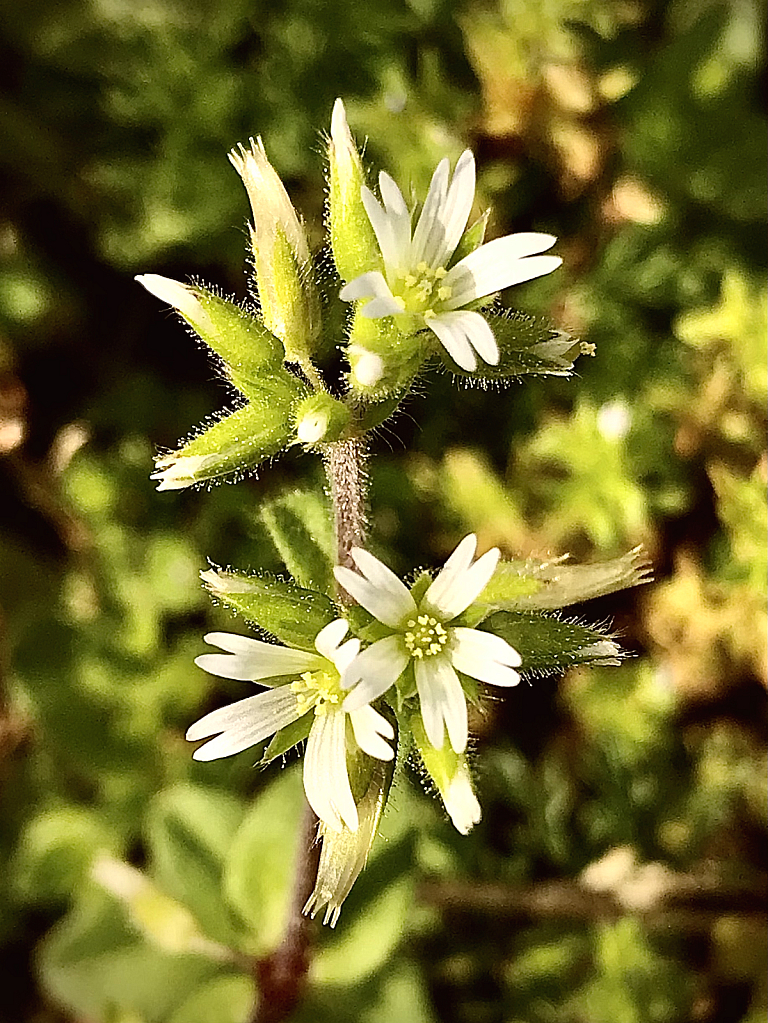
top-left (346, 311), bottom-right (424, 398)
top-left (293, 391), bottom-right (351, 446)
top-left (152, 374), bottom-right (306, 491)
top-left (229, 139), bottom-right (320, 362)
top-left (328, 99), bottom-right (382, 283)
top-left (135, 274), bottom-right (285, 390)
top-left (411, 714), bottom-right (481, 835)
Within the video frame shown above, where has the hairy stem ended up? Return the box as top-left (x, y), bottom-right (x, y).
top-left (324, 435), bottom-right (368, 570)
top-left (249, 433), bottom-right (368, 1022)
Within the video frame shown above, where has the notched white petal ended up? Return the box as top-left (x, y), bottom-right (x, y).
top-left (414, 656), bottom-right (468, 754)
top-left (314, 619), bottom-right (350, 661)
top-left (349, 705), bottom-right (395, 761)
top-left (305, 710), bottom-right (358, 832)
top-left (187, 688), bottom-right (300, 760)
top-left (195, 633), bottom-right (323, 681)
top-left (335, 550), bottom-right (415, 627)
top-left (341, 635), bottom-right (410, 707)
top-left (423, 534), bottom-right (480, 618)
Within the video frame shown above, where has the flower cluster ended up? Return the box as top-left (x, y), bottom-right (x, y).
top-left (187, 535), bottom-right (519, 835)
top-left (138, 98), bottom-right (644, 928)
top-left (339, 145), bottom-right (562, 372)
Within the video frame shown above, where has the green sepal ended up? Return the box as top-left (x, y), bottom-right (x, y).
top-left (328, 101), bottom-right (383, 283)
top-left (442, 311), bottom-right (593, 379)
top-left (480, 611), bottom-right (622, 674)
top-left (195, 289), bottom-right (285, 384)
top-left (153, 382), bottom-right (305, 490)
top-left (449, 209), bottom-right (489, 267)
top-left (200, 568), bottom-right (338, 649)
top-left (259, 712), bottom-right (312, 766)
top-left (259, 227), bottom-right (321, 363)
top-left (356, 393), bottom-right (404, 432)
top-left (346, 312), bottom-right (425, 399)
top-left (467, 547), bottom-right (652, 622)
top-left (260, 488), bottom-right (336, 595)
top-left (293, 391), bottom-right (352, 446)
top-left (409, 571), bottom-right (433, 605)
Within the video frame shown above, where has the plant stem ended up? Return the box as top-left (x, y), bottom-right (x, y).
top-left (249, 433), bottom-right (368, 1023)
top-left (325, 435), bottom-right (368, 570)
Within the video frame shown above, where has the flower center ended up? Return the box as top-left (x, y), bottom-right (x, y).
top-left (291, 670), bottom-right (343, 717)
top-left (403, 614), bottom-right (449, 659)
top-left (392, 261), bottom-right (453, 316)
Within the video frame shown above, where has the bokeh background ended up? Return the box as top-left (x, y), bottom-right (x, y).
top-left (0, 0), bottom-right (766, 1020)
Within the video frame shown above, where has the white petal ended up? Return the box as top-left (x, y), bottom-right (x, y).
top-left (360, 188), bottom-right (401, 271)
top-left (361, 294), bottom-right (405, 318)
top-left (443, 235), bottom-right (561, 307)
top-left (438, 150), bottom-right (476, 264)
top-left (332, 637), bottom-right (361, 676)
top-left (424, 546), bottom-right (500, 621)
top-left (428, 311), bottom-right (498, 367)
top-left (410, 157), bottom-right (450, 268)
top-left (422, 535), bottom-right (476, 617)
top-left (425, 313), bottom-right (476, 371)
top-left (451, 627), bottom-right (522, 667)
top-left (304, 710), bottom-right (358, 832)
top-left (195, 633), bottom-right (323, 681)
top-left (378, 171), bottom-right (412, 267)
top-left (459, 310), bottom-right (499, 364)
top-left (443, 767), bottom-right (482, 835)
top-left (349, 704), bottom-right (395, 761)
top-left (340, 270), bottom-right (391, 303)
top-left (341, 635), bottom-right (410, 708)
top-left (334, 550), bottom-right (416, 627)
top-left (314, 619), bottom-right (349, 661)
top-left (450, 627), bottom-right (522, 686)
top-left (187, 688), bottom-right (301, 760)
top-left (415, 656), bottom-right (468, 753)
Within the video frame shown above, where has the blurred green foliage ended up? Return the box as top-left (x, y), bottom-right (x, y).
top-left (0, 0), bottom-right (765, 1020)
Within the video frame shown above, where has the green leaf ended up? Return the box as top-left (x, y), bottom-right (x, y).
top-left (313, 875), bottom-right (413, 984)
top-left (144, 784), bottom-right (245, 947)
top-left (11, 804), bottom-right (119, 906)
top-left (260, 487), bottom-right (336, 594)
top-left (442, 311), bottom-right (592, 379)
top-left (222, 766), bottom-right (307, 955)
top-left (39, 886), bottom-right (223, 1023)
top-left (166, 974), bottom-right (255, 1023)
top-left (201, 568), bottom-right (338, 648)
top-left (481, 611), bottom-right (622, 674)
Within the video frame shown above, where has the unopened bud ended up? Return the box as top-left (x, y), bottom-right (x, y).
top-left (136, 274), bottom-right (285, 390)
top-left (411, 713), bottom-right (481, 835)
top-left (346, 311), bottom-right (424, 398)
top-left (229, 139), bottom-right (319, 362)
top-left (294, 392), bottom-right (351, 446)
top-left (152, 374), bottom-right (306, 491)
top-left (328, 99), bottom-right (382, 283)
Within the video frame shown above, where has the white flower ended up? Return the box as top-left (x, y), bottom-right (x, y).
top-left (339, 152), bottom-right (562, 371)
top-left (335, 535), bottom-right (522, 754)
top-left (188, 619), bottom-right (394, 833)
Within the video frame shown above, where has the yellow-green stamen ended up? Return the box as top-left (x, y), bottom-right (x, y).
top-left (403, 614), bottom-right (449, 659)
top-left (393, 261), bottom-right (452, 315)
top-left (290, 669), bottom-right (343, 716)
